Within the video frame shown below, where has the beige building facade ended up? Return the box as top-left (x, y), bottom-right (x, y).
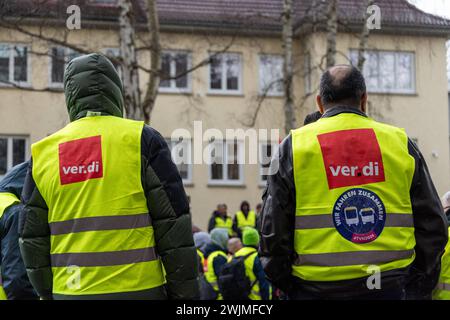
top-left (1, 1), bottom-right (450, 229)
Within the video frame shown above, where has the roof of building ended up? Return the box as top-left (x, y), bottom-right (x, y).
top-left (2, 0), bottom-right (450, 35)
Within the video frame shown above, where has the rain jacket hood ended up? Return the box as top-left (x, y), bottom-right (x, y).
top-left (63, 53), bottom-right (124, 122)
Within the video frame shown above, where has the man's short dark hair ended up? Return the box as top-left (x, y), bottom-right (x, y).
top-left (319, 65), bottom-right (366, 107)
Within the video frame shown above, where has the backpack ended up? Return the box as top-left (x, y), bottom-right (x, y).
top-left (217, 252), bottom-right (256, 300)
top-left (199, 273), bottom-right (218, 300)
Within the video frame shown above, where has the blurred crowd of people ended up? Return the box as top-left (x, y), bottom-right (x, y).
top-left (192, 201), bottom-right (274, 300)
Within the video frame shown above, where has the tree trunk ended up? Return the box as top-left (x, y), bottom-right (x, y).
top-left (357, 0), bottom-right (375, 70)
top-left (282, 0), bottom-right (296, 135)
top-left (142, 0), bottom-right (161, 124)
top-left (326, 0), bottom-right (338, 69)
top-left (118, 0), bottom-right (142, 120)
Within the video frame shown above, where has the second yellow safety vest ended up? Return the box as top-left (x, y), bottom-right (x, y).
top-left (433, 227), bottom-right (450, 300)
top-left (234, 246), bottom-right (261, 300)
top-left (0, 192), bottom-right (21, 300)
top-left (291, 113), bottom-right (416, 282)
top-left (215, 216), bottom-right (233, 236)
top-left (31, 116), bottom-right (166, 296)
top-left (205, 250), bottom-right (228, 300)
top-left (235, 211), bottom-right (256, 230)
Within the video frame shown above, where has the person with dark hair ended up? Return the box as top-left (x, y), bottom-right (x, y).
top-left (233, 201), bottom-right (256, 238)
top-left (259, 64), bottom-right (447, 300)
top-left (208, 204), bottom-right (234, 236)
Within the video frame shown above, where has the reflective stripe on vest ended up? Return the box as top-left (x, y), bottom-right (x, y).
top-left (234, 246), bottom-right (261, 300)
top-left (31, 116), bottom-right (165, 295)
top-left (291, 113), bottom-right (416, 282)
top-left (205, 250), bottom-right (227, 300)
top-left (433, 227), bottom-right (450, 300)
top-left (236, 211), bottom-right (256, 229)
top-left (215, 216), bottom-right (233, 235)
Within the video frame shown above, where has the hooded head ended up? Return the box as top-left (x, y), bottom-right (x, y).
top-left (242, 228), bottom-right (260, 248)
top-left (210, 228), bottom-right (229, 250)
top-left (63, 53), bottom-right (124, 122)
top-left (193, 232), bottom-right (212, 252)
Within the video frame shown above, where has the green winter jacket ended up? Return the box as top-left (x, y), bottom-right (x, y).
top-left (19, 53), bottom-right (199, 300)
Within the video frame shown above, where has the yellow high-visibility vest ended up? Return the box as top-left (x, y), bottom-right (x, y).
top-left (215, 216), bottom-right (233, 236)
top-left (0, 192), bottom-right (20, 300)
top-left (291, 113), bottom-right (416, 282)
top-left (234, 246), bottom-right (261, 300)
top-left (235, 210), bottom-right (256, 230)
top-left (433, 227), bottom-right (450, 300)
top-left (31, 116), bottom-right (165, 296)
top-left (197, 249), bottom-right (205, 271)
top-left (204, 250), bottom-right (228, 300)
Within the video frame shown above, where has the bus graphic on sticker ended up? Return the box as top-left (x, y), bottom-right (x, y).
top-left (333, 188), bottom-right (386, 244)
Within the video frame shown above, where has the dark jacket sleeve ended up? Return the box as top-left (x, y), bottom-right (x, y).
top-left (208, 215), bottom-right (216, 233)
top-left (141, 125), bottom-right (199, 300)
top-left (258, 135), bottom-right (296, 293)
top-left (212, 255), bottom-right (227, 277)
top-left (406, 139), bottom-right (448, 299)
top-left (253, 256), bottom-right (271, 300)
top-left (1, 204), bottom-right (37, 300)
top-left (19, 160), bottom-right (53, 299)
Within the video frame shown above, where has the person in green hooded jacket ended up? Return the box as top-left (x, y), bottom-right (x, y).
top-left (19, 53), bottom-right (198, 300)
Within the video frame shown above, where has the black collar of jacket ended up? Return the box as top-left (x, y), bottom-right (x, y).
top-left (321, 106), bottom-right (368, 119)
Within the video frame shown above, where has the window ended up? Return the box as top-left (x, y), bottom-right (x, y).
top-left (159, 51), bottom-right (191, 92)
top-left (165, 138), bottom-right (192, 184)
top-left (350, 50), bottom-right (415, 94)
top-left (259, 142), bottom-right (277, 185)
top-left (0, 44), bottom-right (29, 86)
top-left (259, 54), bottom-right (284, 96)
top-left (304, 52), bottom-right (312, 95)
top-left (209, 53), bottom-right (241, 94)
top-left (0, 136), bottom-right (29, 176)
top-left (50, 47), bottom-right (80, 85)
top-left (209, 140), bottom-right (243, 185)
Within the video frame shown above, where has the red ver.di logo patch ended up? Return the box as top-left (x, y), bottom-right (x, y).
top-left (59, 135), bottom-right (103, 185)
top-left (317, 129), bottom-right (385, 189)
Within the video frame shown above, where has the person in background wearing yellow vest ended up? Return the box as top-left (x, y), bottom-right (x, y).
top-left (204, 228), bottom-right (229, 299)
top-left (208, 204), bottom-right (233, 236)
top-left (18, 53), bottom-right (199, 300)
top-left (234, 228), bottom-right (271, 300)
top-left (0, 162), bottom-right (37, 300)
top-left (433, 192), bottom-right (450, 300)
top-left (259, 65), bottom-right (448, 300)
top-left (233, 201), bottom-right (256, 238)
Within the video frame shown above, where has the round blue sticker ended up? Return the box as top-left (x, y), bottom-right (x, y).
top-left (332, 188), bottom-right (386, 244)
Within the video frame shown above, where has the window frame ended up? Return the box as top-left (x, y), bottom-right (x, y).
top-left (159, 50), bottom-right (192, 94)
top-left (349, 49), bottom-right (416, 95)
top-left (208, 140), bottom-right (244, 186)
top-left (207, 52), bottom-right (243, 95)
top-left (0, 135), bottom-right (30, 178)
top-left (258, 141), bottom-right (278, 187)
top-left (258, 54), bottom-right (284, 97)
top-left (48, 46), bottom-right (80, 88)
top-left (0, 43), bottom-right (31, 88)
top-left (165, 137), bottom-right (193, 185)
